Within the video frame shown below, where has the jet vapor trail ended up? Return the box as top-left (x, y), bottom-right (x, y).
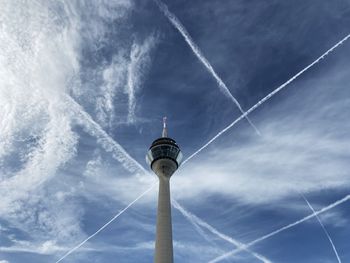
top-left (183, 33), bottom-right (350, 165)
top-left (154, 0), bottom-right (260, 136)
top-left (54, 184), bottom-right (155, 263)
top-left (173, 202), bottom-right (219, 249)
top-left (208, 194), bottom-right (350, 263)
top-left (301, 194), bottom-right (341, 263)
top-left (65, 95), bottom-right (148, 175)
top-left (172, 199), bottom-right (272, 263)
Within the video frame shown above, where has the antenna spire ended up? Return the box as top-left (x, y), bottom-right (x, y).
top-left (162, 117), bottom-right (168, 137)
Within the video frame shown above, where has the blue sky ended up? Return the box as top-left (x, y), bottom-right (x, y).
top-left (0, 0), bottom-right (350, 262)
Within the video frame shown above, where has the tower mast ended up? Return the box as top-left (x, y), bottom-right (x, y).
top-left (162, 116), bottom-right (168, 138)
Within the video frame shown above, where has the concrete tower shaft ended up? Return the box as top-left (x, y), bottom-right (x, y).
top-left (153, 159), bottom-right (176, 263)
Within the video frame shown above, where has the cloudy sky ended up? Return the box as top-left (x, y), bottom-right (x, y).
top-left (1, 0), bottom-right (350, 262)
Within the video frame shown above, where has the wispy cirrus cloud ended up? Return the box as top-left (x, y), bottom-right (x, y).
top-left (95, 34), bottom-right (157, 127)
top-left (126, 35), bottom-right (157, 123)
top-left (0, 2), bottom-right (82, 240)
top-left (173, 62), bottom-right (350, 205)
top-left (0, 0), bottom-right (157, 259)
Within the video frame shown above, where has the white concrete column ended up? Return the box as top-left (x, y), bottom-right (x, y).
top-left (155, 176), bottom-right (173, 263)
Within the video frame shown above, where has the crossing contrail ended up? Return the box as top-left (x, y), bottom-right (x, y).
top-left (208, 194), bottom-right (350, 263)
top-left (172, 199), bottom-right (272, 263)
top-left (154, 0), bottom-right (260, 136)
top-left (183, 33), bottom-right (350, 165)
top-left (54, 184), bottom-right (155, 263)
top-left (301, 194), bottom-right (341, 263)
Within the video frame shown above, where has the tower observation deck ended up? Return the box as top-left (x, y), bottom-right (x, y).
top-left (146, 117), bottom-right (182, 263)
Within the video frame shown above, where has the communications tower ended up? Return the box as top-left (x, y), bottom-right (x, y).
top-left (146, 117), bottom-right (182, 263)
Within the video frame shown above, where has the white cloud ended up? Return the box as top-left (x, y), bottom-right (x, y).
top-left (0, 0), bottom-right (148, 254)
top-left (80, 154), bottom-right (156, 205)
top-left (0, 239), bottom-right (95, 255)
top-left (173, 124), bottom-right (350, 205)
top-left (0, 0), bottom-right (80, 220)
top-left (319, 211), bottom-right (348, 228)
top-left (95, 34), bottom-right (157, 127)
top-left (126, 35), bottom-right (157, 123)
top-left (172, 65), bottom-right (350, 205)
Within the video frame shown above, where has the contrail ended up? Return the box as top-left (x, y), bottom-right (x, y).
top-left (64, 95), bottom-right (148, 175)
top-left (300, 194), bottom-right (341, 263)
top-left (172, 199), bottom-right (272, 263)
top-left (183, 33), bottom-right (350, 165)
top-left (172, 201), bottom-right (229, 262)
top-left (173, 201), bottom-right (217, 247)
top-left (208, 194), bottom-right (350, 263)
top-left (54, 184), bottom-right (156, 263)
top-left (153, 0), bottom-right (260, 136)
